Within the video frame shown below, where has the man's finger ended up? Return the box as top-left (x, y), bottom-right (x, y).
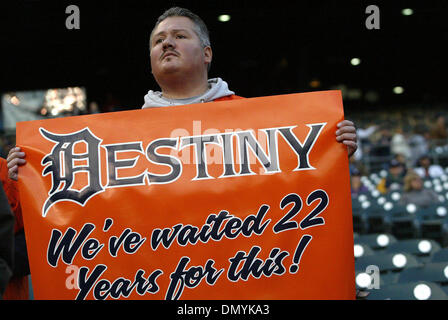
top-left (6, 151), bottom-right (25, 163)
top-left (337, 120), bottom-right (354, 127)
top-left (6, 157), bottom-right (26, 169)
top-left (344, 141), bottom-right (358, 157)
top-left (343, 140), bottom-right (357, 148)
top-left (336, 133), bottom-right (357, 142)
top-left (7, 147), bottom-right (20, 157)
top-left (8, 165), bottom-right (18, 181)
top-left (336, 126), bottom-right (356, 134)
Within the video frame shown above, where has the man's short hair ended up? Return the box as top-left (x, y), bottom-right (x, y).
top-left (149, 7), bottom-right (211, 49)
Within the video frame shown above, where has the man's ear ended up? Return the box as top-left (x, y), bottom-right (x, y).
top-left (204, 46), bottom-right (212, 65)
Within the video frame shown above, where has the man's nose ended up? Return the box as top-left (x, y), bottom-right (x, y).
top-left (162, 36), bottom-right (175, 49)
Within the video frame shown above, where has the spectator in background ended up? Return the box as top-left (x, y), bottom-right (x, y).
top-left (350, 167), bottom-right (369, 197)
top-left (370, 124), bottom-right (392, 159)
top-left (408, 123), bottom-right (430, 166)
top-left (393, 153), bottom-right (409, 175)
top-left (390, 127), bottom-right (411, 163)
top-left (349, 155), bottom-right (368, 177)
top-left (414, 155), bottom-right (445, 179)
top-left (430, 113), bottom-right (448, 146)
top-left (352, 124), bottom-right (377, 162)
top-left (377, 159), bottom-right (406, 193)
top-left (401, 171), bottom-right (440, 207)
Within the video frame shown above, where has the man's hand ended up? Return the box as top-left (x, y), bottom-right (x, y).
top-left (6, 147), bottom-right (26, 181)
top-left (336, 120), bottom-right (357, 157)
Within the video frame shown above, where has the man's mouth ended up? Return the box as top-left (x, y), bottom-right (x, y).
top-left (161, 52), bottom-right (179, 60)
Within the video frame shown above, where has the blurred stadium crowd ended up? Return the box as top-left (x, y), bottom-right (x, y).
top-left (348, 107), bottom-right (448, 299)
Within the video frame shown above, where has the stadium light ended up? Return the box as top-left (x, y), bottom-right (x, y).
top-left (218, 14), bottom-right (231, 22)
top-left (402, 8), bottom-right (414, 16)
top-left (309, 79), bottom-right (321, 88)
top-left (393, 86), bottom-right (404, 94)
top-left (350, 58), bottom-right (361, 66)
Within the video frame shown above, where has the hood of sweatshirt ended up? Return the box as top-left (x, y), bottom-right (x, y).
top-left (142, 78), bottom-right (234, 109)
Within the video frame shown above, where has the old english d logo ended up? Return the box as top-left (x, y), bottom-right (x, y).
top-left (40, 127), bottom-right (104, 217)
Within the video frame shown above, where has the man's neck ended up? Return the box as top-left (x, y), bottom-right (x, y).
top-left (160, 76), bottom-right (209, 100)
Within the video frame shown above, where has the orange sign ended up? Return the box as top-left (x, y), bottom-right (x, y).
top-left (16, 91), bottom-right (355, 300)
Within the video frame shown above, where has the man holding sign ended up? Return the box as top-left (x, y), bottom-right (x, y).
top-left (6, 7), bottom-right (357, 300)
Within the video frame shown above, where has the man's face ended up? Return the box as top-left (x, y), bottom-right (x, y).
top-left (150, 16), bottom-right (211, 81)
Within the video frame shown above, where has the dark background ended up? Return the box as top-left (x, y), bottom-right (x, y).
top-left (1, 0), bottom-right (447, 113)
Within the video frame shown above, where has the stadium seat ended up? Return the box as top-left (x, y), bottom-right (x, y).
top-left (352, 196), bottom-right (368, 234)
top-left (397, 262), bottom-right (448, 285)
top-left (354, 243), bottom-right (375, 259)
top-left (365, 281), bottom-right (448, 300)
top-left (363, 202), bottom-right (393, 234)
top-left (431, 248), bottom-right (448, 263)
top-left (385, 239), bottom-right (441, 263)
top-left (355, 252), bottom-right (421, 274)
top-left (387, 203), bottom-right (420, 239)
top-left (355, 252), bottom-right (422, 286)
top-left (416, 203), bottom-right (448, 221)
top-left (421, 223), bottom-right (448, 247)
top-left (415, 205), bottom-right (448, 246)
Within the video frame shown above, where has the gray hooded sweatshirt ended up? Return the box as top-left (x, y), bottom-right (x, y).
top-left (142, 78), bottom-right (235, 109)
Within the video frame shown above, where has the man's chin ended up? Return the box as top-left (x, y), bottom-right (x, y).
top-left (161, 66), bottom-right (181, 75)
top-left (154, 66), bottom-right (184, 79)
top-left (160, 60), bottom-right (182, 72)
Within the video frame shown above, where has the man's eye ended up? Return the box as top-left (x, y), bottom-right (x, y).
top-left (176, 34), bottom-right (186, 39)
top-left (155, 38), bottom-right (163, 44)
